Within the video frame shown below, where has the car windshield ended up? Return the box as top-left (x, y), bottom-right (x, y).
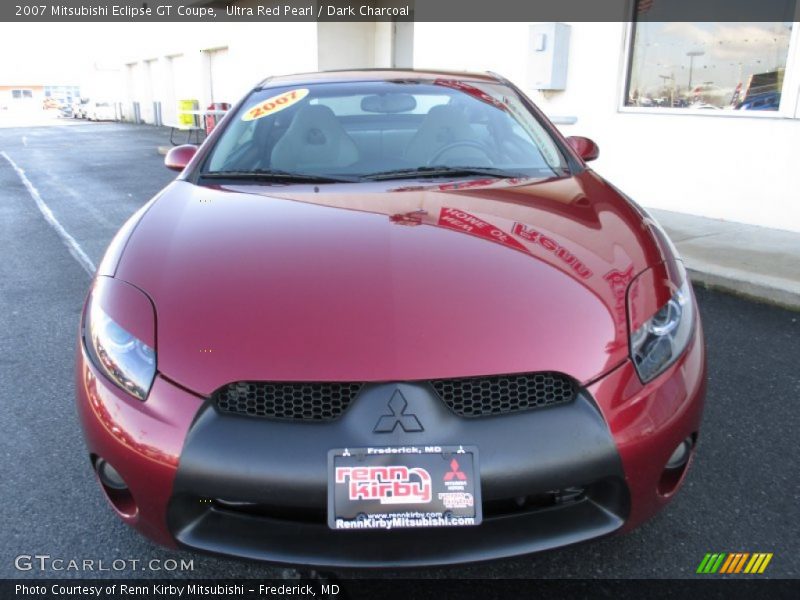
top-left (201, 79), bottom-right (570, 182)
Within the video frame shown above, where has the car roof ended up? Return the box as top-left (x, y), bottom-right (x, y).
top-left (257, 69), bottom-right (505, 89)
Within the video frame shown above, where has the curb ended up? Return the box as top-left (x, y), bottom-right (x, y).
top-left (686, 264), bottom-right (800, 312)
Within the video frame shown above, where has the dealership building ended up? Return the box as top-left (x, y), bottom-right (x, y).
top-left (105, 17), bottom-right (799, 233)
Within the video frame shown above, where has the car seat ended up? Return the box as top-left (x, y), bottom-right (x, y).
top-left (270, 105), bottom-right (359, 171)
top-left (403, 104), bottom-right (478, 165)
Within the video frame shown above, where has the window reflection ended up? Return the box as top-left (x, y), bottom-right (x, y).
top-left (626, 21), bottom-right (793, 110)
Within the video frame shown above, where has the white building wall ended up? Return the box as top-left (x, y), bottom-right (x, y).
top-left (317, 22), bottom-right (411, 70)
top-left (118, 23), bottom-right (318, 126)
top-left (318, 23), bottom-right (380, 70)
top-left (414, 22), bottom-right (800, 233)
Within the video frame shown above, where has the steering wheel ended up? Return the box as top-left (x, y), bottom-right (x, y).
top-left (427, 140), bottom-right (493, 166)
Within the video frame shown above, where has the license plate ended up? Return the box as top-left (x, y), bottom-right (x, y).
top-left (328, 445), bottom-right (481, 530)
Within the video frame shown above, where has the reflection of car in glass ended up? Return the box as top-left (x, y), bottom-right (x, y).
top-left (689, 102), bottom-right (721, 110)
top-left (688, 84), bottom-right (729, 108)
top-left (737, 69), bottom-right (783, 111)
top-left (737, 91), bottom-right (781, 111)
top-left (86, 101), bottom-right (116, 121)
top-left (76, 70), bottom-right (706, 567)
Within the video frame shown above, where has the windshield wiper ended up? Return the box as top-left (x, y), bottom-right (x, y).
top-left (360, 165), bottom-right (529, 181)
top-left (200, 169), bottom-right (356, 183)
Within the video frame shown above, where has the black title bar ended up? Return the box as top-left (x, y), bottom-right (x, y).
top-left (3, 0), bottom-right (799, 22)
top-left (3, 578), bottom-right (800, 600)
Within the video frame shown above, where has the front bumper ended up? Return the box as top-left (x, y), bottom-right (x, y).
top-left (168, 384), bottom-right (628, 566)
top-left (75, 321), bottom-right (705, 567)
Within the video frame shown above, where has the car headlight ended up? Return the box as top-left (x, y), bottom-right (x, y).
top-left (630, 276), bottom-right (694, 383)
top-left (85, 297), bottom-right (156, 401)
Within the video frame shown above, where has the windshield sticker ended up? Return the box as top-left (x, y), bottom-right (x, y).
top-left (241, 88), bottom-right (309, 121)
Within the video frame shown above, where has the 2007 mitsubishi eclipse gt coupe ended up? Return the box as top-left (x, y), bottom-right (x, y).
top-left (76, 69), bottom-right (706, 566)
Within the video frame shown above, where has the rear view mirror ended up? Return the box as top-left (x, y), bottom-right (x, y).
top-left (164, 145), bottom-right (198, 172)
top-left (566, 136), bottom-right (599, 162)
top-left (361, 94), bottom-right (417, 113)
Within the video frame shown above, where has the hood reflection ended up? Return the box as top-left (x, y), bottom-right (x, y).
top-left (224, 173), bottom-right (650, 349)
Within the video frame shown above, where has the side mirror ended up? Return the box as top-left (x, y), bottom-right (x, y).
top-left (164, 144), bottom-right (198, 172)
top-left (566, 136), bottom-right (599, 162)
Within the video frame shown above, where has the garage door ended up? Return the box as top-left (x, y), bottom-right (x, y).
top-left (207, 47), bottom-right (235, 105)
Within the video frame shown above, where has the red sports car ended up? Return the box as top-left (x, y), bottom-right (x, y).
top-left (76, 70), bottom-right (706, 566)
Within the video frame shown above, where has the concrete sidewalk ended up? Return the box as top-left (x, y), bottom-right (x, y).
top-left (650, 209), bottom-right (800, 311)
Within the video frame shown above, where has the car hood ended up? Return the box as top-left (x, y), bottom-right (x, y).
top-left (115, 172), bottom-right (669, 396)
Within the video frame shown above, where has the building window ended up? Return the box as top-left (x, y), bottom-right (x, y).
top-left (625, 20), bottom-right (794, 111)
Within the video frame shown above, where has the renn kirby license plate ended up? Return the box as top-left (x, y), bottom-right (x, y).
top-left (328, 445), bottom-right (481, 530)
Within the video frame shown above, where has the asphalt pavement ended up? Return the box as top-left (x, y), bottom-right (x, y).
top-left (0, 121), bottom-right (798, 580)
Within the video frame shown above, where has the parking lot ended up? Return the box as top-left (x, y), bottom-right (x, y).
top-left (0, 121), bottom-right (798, 579)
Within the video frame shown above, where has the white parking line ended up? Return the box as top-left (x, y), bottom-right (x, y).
top-left (1, 150), bottom-right (96, 276)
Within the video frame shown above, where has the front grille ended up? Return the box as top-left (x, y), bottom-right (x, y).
top-left (214, 382), bottom-right (363, 421)
top-left (483, 486), bottom-right (586, 519)
top-left (430, 372), bottom-right (576, 417)
top-left (213, 372), bottom-right (576, 421)
top-left (213, 486), bottom-right (587, 525)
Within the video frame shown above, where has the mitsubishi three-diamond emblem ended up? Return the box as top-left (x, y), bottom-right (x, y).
top-left (373, 389), bottom-right (424, 433)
